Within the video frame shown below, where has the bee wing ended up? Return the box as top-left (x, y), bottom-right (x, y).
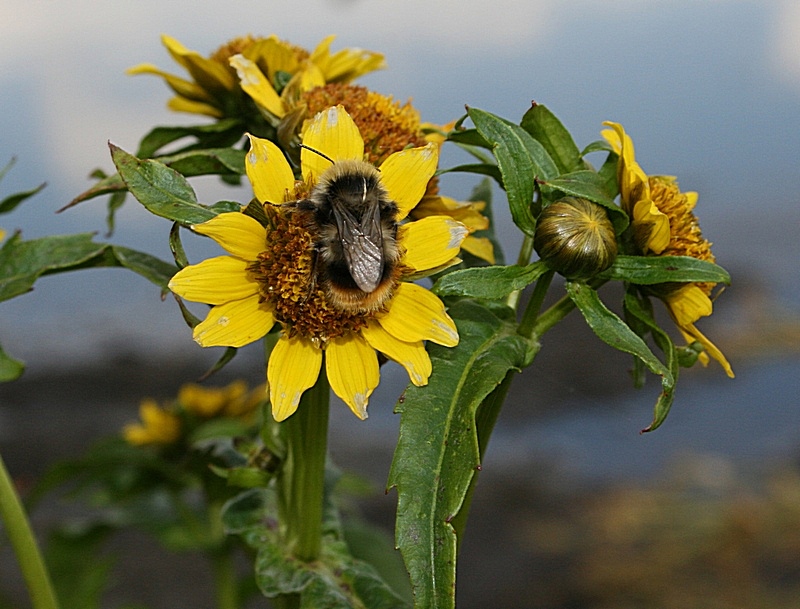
top-left (331, 198), bottom-right (384, 293)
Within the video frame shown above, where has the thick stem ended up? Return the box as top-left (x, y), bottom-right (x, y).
top-left (506, 235), bottom-right (535, 310)
top-left (276, 371), bottom-right (330, 562)
top-left (517, 269), bottom-right (554, 339)
top-left (210, 546), bottom-right (239, 609)
top-left (0, 452), bottom-right (60, 609)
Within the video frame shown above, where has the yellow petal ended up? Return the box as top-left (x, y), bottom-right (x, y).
top-left (310, 35), bottom-right (386, 82)
top-left (268, 334), bottom-right (323, 421)
top-left (245, 35), bottom-right (303, 83)
top-left (230, 54), bottom-right (286, 118)
top-left (169, 256), bottom-right (256, 304)
top-left (398, 216), bottom-right (468, 272)
top-left (167, 97), bottom-right (223, 118)
top-left (664, 285), bottom-right (713, 327)
top-left (379, 282), bottom-right (458, 347)
top-left (301, 106), bottom-right (364, 183)
top-left (461, 235), bottom-right (496, 264)
top-left (325, 334), bottom-right (379, 419)
top-left (126, 63), bottom-right (213, 103)
top-left (379, 143), bottom-right (438, 220)
top-left (361, 321), bottom-right (431, 387)
top-left (192, 212), bottom-right (265, 260)
top-left (678, 324), bottom-right (735, 378)
top-left (282, 63), bottom-right (325, 104)
top-left (632, 197), bottom-right (671, 254)
top-left (193, 294), bottom-right (275, 348)
top-left (245, 134), bottom-right (296, 205)
top-left (161, 34), bottom-right (235, 93)
top-left (413, 195), bottom-right (489, 232)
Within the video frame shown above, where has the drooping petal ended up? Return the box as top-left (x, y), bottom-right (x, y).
top-left (166, 97), bottom-right (223, 117)
top-left (193, 294), bottom-right (275, 348)
top-left (378, 282), bottom-right (458, 347)
top-left (169, 256), bottom-right (257, 304)
top-left (678, 324), bottom-right (735, 378)
top-left (632, 197), bottom-right (671, 254)
top-left (325, 334), bottom-right (379, 419)
top-left (361, 321), bottom-right (431, 387)
top-left (461, 236), bottom-right (496, 264)
top-left (379, 143), bottom-right (438, 220)
top-left (413, 194), bottom-right (490, 232)
top-left (230, 54), bottom-right (286, 118)
top-left (664, 285), bottom-right (714, 327)
top-left (301, 106), bottom-right (364, 183)
top-left (126, 63), bottom-right (213, 103)
top-left (245, 134), bottom-right (296, 205)
top-left (398, 216), bottom-right (468, 272)
top-left (192, 212), bottom-right (266, 260)
top-left (268, 335), bottom-right (323, 421)
top-left (161, 34), bottom-right (235, 93)
top-left (310, 35), bottom-right (386, 83)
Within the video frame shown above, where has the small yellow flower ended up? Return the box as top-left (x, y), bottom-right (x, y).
top-left (0, 228), bottom-right (5, 241)
top-left (129, 34), bottom-right (384, 119)
top-left (169, 106), bottom-right (466, 422)
top-left (602, 121), bottom-right (733, 378)
top-left (178, 380), bottom-right (253, 418)
top-left (123, 399), bottom-right (182, 446)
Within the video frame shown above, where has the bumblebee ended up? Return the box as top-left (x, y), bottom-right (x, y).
top-left (297, 157), bottom-right (402, 313)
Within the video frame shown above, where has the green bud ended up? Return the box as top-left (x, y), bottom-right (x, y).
top-left (533, 197), bottom-right (618, 280)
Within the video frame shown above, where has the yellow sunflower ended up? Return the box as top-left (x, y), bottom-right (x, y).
top-left (128, 34), bottom-right (384, 119)
top-left (602, 121), bottom-right (733, 378)
top-left (169, 106), bottom-right (466, 421)
top-left (123, 399), bottom-right (182, 446)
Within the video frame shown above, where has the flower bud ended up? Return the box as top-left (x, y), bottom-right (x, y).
top-left (533, 197), bottom-right (618, 280)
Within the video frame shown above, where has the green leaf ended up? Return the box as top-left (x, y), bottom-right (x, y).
top-left (224, 488), bottom-right (410, 608)
top-left (107, 245), bottom-right (177, 290)
top-left (444, 128), bottom-right (491, 149)
top-left (433, 262), bottom-right (549, 299)
top-left (566, 281), bottom-right (674, 401)
top-left (623, 287), bottom-right (679, 432)
top-left (388, 300), bottom-right (534, 609)
top-left (110, 143), bottom-right (218, 225)
top-left (0, 182), bottom-right (46, 215)
top-left (0, 232), bottom-right (109, 301)
top-left (154, 147), bottom-right (246, 178)
top-left (600, 255), bottom-right (731, 285)
top-left (0, 340), bottom-right (25, 382)
top-left (136, 118), bottom-right (245, 158)
top-left (540, 169), bottom-right (629, 234)
top-left (467, 107), bottom-right (558, 236)
top-left (435, 162), bottom-right (502, 184)
top-left (519, 103), bottom-right (584, 174)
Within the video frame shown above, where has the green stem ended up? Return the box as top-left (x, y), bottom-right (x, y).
top-left (211, 546), bottom-right (239, 609)
top-left (517, 269), bottom-right (554, 339)
top-left (506, 234), bottom-right (535, 310)
top-left (530, 293), bottom-right (577, 338)
top-left (0, 452), bottom-right (60, 609)
top-left (276, 371), bottom-right (330, 562)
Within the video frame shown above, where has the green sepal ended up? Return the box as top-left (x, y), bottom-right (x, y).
top-left (623, 287), bottom-right (679, 432)
top-left (467, 107), bottom-right (558, 236)
top-left (223, 488), bottom-right (410, 608)
top-left (388, 299), bottom-right (534, 609)
top-left (540, 170), bottom-right (629, 234)
top-left (566, 281), bottom-right (674, 409)
top-left (110, 144), bottom-right (219, 225)
top-left (433, 262), bottom-right (549, 299)
top-left (600, 255), bottom-right (731, 285)
top-left (0, 340), bottom-right (25, 382)
top-left (519, 103), bottom-right (584, 174)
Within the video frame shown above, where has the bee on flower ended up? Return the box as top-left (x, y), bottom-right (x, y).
top-left (169, 106), bottom-right (468, 422)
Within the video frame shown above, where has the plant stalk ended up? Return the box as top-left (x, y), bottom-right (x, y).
top-left (0, 452), bottom-right (60, 609)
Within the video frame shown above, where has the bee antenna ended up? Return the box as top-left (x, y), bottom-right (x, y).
top-left (300, 144), bottom-right (335, 165)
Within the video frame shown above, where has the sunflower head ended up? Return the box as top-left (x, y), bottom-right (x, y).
top-left (169, 106), bottom-right (466, 421)
top-left (602, 121), bottom-right (733, 377)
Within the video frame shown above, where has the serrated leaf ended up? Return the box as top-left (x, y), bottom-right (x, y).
top-left (110, 143), bottom-right (218, 225)
top-left (433, 262), bottom-right (548, 299)
top-left (540, 170), bottom-right (629, 234)
top-left (623, 287), bottom-right (678, 432)
top-left (388, 299), bottom-right (534, 609)
top-left (520, 103), bottom-right (584, 174)
top-left (223, 488), bottom-right (410, 608)
top-left (566, 281), bottom-right (674, 404)
top-left (601, 255), bottom-right (731, 285)
top-left (468, 107), bottom-right (558, 237)
top-left (0, 340), bottom-right (25, 382)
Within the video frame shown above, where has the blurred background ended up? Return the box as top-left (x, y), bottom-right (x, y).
top-left (1, 0), bottom-right (799, 607)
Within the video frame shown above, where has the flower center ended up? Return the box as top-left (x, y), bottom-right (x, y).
top-left (649, 176), bottom-right (717, 296)
top-left (247, 205), bottom-right (379, 345)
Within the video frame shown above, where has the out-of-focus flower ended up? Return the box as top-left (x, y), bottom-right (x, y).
top-left (178, 380), bottom-right (264, 419)
top-left (602, 121), bottom-right (733, 377)
top-left (123, 399), bottom-right (182, 446)
top-left (169, 106), bottom-right (466, 421)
